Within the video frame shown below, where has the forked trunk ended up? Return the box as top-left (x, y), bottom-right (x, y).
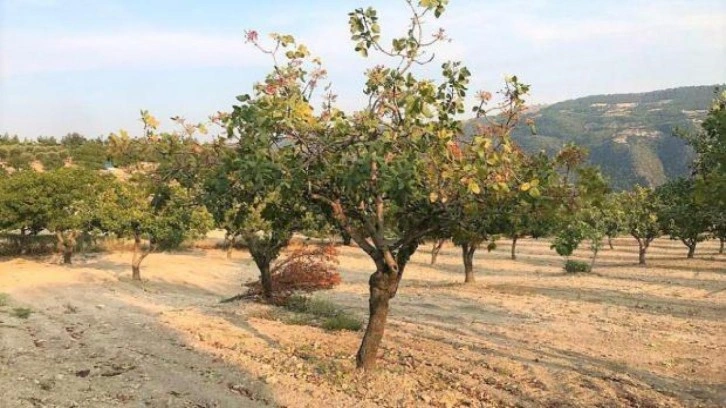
top-left (510, 236), bottom-right (518, 260)
top-left (356, 243), bottom-right (417, 370)
top-left (57, 230), bottom-right (77, 265)
top-left (430, 239), bottom-right (445, 265)
top-left (461, 243), bottom-right (476, 283)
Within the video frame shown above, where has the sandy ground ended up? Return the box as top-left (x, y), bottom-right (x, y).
top-left (0, 237), bottom-right (724, 408)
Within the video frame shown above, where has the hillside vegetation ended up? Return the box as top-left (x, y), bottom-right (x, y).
top-left (506, 85), bottom-right (721, 190)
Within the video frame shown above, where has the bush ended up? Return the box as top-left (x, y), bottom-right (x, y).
top-left (0, 293), bottom-right (9, 307)
top-left (11, 307), bottom-right (32, 319)
top-left (245, 244), bottom-right (341, 302)
top-left (564, 260), bottom-right (591, 274)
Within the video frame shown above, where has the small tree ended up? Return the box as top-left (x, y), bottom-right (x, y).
top-left (618, 186), bottom-right (660, 264)
top-left (657, 178), bottom-right (710, 258)
top-left (602, 193), bottom-right (624, 250)
top-left (100, 179), bottom-right (211, 280)
top-left (209, 87), bottom-right (310, 300)
top-left (551, 167), bottom-right (610, 271)
top-left (43, 168), bottom-right (109, 264)
top-left (103, 113), bottom-right (214, 279)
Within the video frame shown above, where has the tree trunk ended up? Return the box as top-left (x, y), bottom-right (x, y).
top-left (608, 236), bottom-right (614, 250)
top-left (253, 258), bottom-right (273, 300)
top-left (131, 233), bottom-right (151, 281)
top-left (57, 230), bottom-right (76, 265)
top-left (719, 237), bottom-right (724, 254)
top-left (63, 249), bottom-right (73, 264)
top-left (637, 238), bottom-right (649, 265)
top-left (341, 230), bottom-right (352, 246)
top-left (510, 236), bottom-right (518, 260)
top-left (226, 235), bottom-right (235, 259)
top-left (356, 262), bottom-right (394, 370)
top-left (687, 243), bottom-right (696, 259)
top-left (430, 239), bottom-right (444, 265)
top-left (590, 248), bottom-right (599, 272)
top-left (356, 243), bottom-right (418, 370)
top-left (461, 243), bottom-right (476, 283)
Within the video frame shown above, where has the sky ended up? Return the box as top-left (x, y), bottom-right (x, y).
top-left (1, 0), bottom-right (725, 138)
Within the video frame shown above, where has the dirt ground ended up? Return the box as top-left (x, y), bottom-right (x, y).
top-left (0, 237), bottom-right (724, 408)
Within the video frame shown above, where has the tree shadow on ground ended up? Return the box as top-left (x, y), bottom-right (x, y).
top-left (485, 283), bottom-right (725, 322)
top-left (389, 320), bottom-right (725, 406)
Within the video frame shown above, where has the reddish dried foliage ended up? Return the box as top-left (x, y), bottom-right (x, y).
top-left (245, 244), bottom-right (341, 303)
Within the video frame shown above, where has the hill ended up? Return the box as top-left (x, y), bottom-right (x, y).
top-left (505, 85), bottom-right (721, 190)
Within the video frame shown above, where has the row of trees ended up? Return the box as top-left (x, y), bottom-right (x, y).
top-left (0, 0), bottom-right (722, 371)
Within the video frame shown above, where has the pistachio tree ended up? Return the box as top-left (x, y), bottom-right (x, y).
top-left (45, 168), bottom-right (110, 264)
top-left (551, 167), bottom-right (610, 270)
top-left (657, 178), bottom-right (710, 258)
top-left (240, 0), bottom-right (532, 369)
top-left (99, 180), bottom-right (211, 280)
top-left (618, 186), bottom-right (661, 264)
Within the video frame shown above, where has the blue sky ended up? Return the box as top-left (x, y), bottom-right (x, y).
top-left (1, 0), bottom-right (724, 138)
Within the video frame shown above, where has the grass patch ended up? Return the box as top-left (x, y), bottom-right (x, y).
top-left (280, 295), bottom-right (362, 332)
top-left (0, 293), bottom-right (9, 307)
top-left (282, 313), bottom-right (316, 326)
top-left (321, 314), bottom-right (363, 331)
top-left (564, 260), bottom-right (591, 274)
top-left (11, 307), bottom-right (33, 319)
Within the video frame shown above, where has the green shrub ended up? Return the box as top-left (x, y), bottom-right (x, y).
top-left (284, 294), bottom-right (310, 313)
top-left (564, 260), bottom-right (591, 274)
top-left (11, 307), bottom-right (32, 319)
top-left (322, 314), bottom-right (363, 331)
top-left (0, 293), bottom-right (9, 307)
top-left (283, 313), bottom-right (316, 326)
top-left (304, 298), bottom-right (339, 318)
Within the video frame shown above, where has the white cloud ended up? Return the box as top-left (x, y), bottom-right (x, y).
top-left (1, 29), bottom-right (269, 77)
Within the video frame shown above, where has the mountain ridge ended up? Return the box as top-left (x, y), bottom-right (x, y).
top-left (507, 84), bottom-right (723, 190)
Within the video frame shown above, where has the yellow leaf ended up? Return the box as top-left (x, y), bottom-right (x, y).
top-left (468, 180), bottom-right (481, 194)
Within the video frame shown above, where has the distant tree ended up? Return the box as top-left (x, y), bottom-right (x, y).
top-left (602, 193), bottom-right (624, 250)
top-left (103, 111), bottom-right (215, 279)
top-left (551, 167), bottom-right (610, 270)
top-left (36, 136), bottom-right (58, 146)
top-left (61, 132), bottom-right (87, 147)
top-left (99, 181), bottom-right (212, 280)
top-left (678, 89), bottom-right (726, 255)
top-left (43, 168), bottom-right (110, 264)
top-left (0, 171), bottom-right (52, 237)
top-left (618, 186), bottom-right (660, 264)
top-left (657, 178), bottom-right (710, 258)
